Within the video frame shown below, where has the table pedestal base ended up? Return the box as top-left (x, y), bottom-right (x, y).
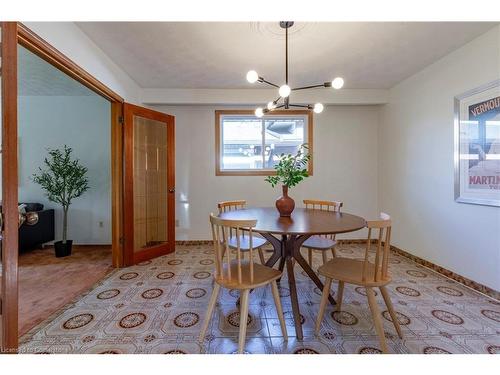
top-left (260, 233), bottom-right (336, 340)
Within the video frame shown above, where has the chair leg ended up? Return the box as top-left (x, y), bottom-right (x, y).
top-left (198, 283), bottom-right (221, 342)
top-left (258, 248), bottom-right (265, 264)
top-left (380, 286), bottom-right (403, 339)
top-left (321, 251), bottom-right (328, 265)
top-left (331, 246), bottom-right (336, 258)
top-left (366, 287), bottom-right (388, 353)
top-left (271, 280), bottom-right (288, 340)
top-left (238, 289), bottom-right (250, 354)
top-left (335, 281), bottom-right (344, 312)
top-left (315, 277), bottom-right (332, 334)
top-left (308, 248), bottom-right (313, 267)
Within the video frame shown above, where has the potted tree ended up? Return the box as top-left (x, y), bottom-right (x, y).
top-left (265, 144), bottom-right (311, 217)
top-left (32, 145), bottom-right (89, 257)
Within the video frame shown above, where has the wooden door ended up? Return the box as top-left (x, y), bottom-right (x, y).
top-left (123, 103), bottom-right (175, 265)
top-left (1, 22), bottom-right (19, 353)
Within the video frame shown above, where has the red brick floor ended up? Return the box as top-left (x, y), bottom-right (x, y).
top-left (18, 245), bottom-right (113, 336)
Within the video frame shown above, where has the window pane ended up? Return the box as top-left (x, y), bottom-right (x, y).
top-left (222, 117), bottom-right (263, 170)
top-left (264, 117), bottom-right (306, 169)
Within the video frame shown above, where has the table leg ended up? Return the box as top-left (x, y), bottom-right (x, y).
top-left (292, 239), bottom-right (336, 306)
top-left (260, 232), bottom-right (282, 268)
top-left (285, 255), bottom-right (303, 340)
top-left (276, 257), bottom-right (286, 283)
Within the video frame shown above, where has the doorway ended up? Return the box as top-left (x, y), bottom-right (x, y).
top-left (17, 44), bottom-right (114, 337)
top-left (1, 22), bottom-right (176, 352)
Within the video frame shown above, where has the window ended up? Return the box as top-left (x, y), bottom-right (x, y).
top-left (215, 110), bottom-right (313, 176)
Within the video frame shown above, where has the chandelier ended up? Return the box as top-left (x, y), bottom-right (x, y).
top-left (246, 21), bottom-right (344, 117)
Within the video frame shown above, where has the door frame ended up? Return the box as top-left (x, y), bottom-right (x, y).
top-left (1, 22), bottom-right (20, 353)
top-left (1, 22), bottom-right (127, 351)
top-left (123, 103), bottom-right (176, 266)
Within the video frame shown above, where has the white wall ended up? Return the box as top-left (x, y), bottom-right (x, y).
top-left (154, 105), bottom-right (380, 240)
top-left (23, 22), bottom-right (141, 104)
top-left (379, 26), bottom-right (500, 291)
top-left (18, 95), bottom-right (111, 244)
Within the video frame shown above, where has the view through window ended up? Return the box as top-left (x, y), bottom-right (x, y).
top-left (216, 111), bottom-right (312, 175)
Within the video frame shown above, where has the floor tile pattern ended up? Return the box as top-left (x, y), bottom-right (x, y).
top-left (19, 243), bottom-right (500, 354)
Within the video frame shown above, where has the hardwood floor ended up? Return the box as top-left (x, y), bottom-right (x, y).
top-left (18, 245), bottom-right (113, 336)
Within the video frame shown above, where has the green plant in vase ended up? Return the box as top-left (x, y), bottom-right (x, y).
top-left (32, 145), bottom-right (89, 257)
top-left (265, 144), bottom-right (311, 216)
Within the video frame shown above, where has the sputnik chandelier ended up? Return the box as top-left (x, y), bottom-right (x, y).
top-left (246, 21), bottom-right (344, 117)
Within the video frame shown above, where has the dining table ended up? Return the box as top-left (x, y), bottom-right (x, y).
top-left (218, 206), bottom-right (366, 340)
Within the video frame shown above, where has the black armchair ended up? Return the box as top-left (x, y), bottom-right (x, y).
top-left (18, 203), bottom-right (55, 252)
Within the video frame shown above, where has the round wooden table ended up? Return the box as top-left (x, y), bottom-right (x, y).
top-left (218, 207), bottom-right (366, 340)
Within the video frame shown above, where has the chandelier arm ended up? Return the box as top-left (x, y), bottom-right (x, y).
top-left (289, 103), bottom-right (313, 109)
top-left (292, 84), bottom-right (327, 91)
top-left (263, 103), bottom-right (285, 114)
top-left (258, 78), bottom-right (279, 88)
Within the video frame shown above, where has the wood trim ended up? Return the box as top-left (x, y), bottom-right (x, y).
top-left (167, 114), bottom-right (176, 253)
top-left (111, 102), bottom-right (124, 267)
top-left (215, 110), bottom-right (314, 176)
top-left (123, 104), bottom-right (134, 266)
top-left (1, 22), bottom-right (19, 353)
top-left (123, 104), bottom-right (176, 266)
top-left (16, 23), bottom-right (124, 103)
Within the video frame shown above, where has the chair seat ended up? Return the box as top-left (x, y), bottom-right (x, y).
top-left (318, 257), bottom-right (391, 287)
top-left (227, 235), bottom-right (267, 251)
top-left (302, 235), bottom-right (336, 250)
top-left (215, 260), bottom-right (282, 289)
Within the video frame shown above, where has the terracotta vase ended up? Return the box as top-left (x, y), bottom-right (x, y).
top-left (275, 185), bottom-right (295, 217)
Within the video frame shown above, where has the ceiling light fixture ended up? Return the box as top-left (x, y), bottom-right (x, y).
top-left (246, 21), bottom-right (344, 117)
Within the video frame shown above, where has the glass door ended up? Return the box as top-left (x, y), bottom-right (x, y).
top-left (123, 103), bottom-right (175, 265)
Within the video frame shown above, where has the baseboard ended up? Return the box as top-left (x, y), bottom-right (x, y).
top-left (175, 240), bottom-right (213, 245)
top-left (174, 239), bottom-right (499, 301)
top-left (43, 244), bottom-right (112, 249)
top-left (389, 244), bottom-right (499, 301)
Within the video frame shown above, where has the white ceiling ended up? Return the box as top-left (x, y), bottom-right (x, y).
top-left (18, 45), bottom-right (95, 96)
top-left (76, 22), bottom-right (497, 90)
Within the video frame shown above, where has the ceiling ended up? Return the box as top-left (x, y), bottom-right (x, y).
top-left (76, 22), bottom-right (497, 90)
top-left (18, 45), bottom-right (95, 96)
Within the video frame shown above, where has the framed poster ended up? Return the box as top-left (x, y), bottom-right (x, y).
top-left (454, 79), bottom-right (500, 207)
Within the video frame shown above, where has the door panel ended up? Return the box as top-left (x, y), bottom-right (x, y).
top-left (124, 104), bottom-right (175, 265)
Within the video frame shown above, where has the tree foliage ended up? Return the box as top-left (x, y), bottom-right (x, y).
top-left (264, 143), bottom-right (311, 188)
top-left (32, 145), bottom-right (89, 243)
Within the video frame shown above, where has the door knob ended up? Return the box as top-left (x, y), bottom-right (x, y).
top-left (168, 188), bottom-right (175, 193)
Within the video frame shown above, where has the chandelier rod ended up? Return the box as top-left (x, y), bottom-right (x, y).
top-left (285, 25), bottom-right (289, 109)
top-left (285, 25), bottom-right (288, 85)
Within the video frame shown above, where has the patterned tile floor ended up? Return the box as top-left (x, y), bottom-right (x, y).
top-left (19, 243), bottom-right (500, 354)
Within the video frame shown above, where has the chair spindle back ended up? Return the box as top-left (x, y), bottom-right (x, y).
top-left (218, 200), bottom-right (247, 239)
top-left (210, 214), bottom-right (257, 285)
top-left (303, 199), bottom-right (343, 240)
top-left (362, 212), bottom-right (392, 283)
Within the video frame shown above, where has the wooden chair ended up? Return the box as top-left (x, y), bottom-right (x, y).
top-left (302, 199), bottom-right (343, 267)
top-left (218, 200), bottom-right (267, 264)
top-left (199, 214), bottom-right (287, 353)
top-left (314, 213), bottom-right (402, 353)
